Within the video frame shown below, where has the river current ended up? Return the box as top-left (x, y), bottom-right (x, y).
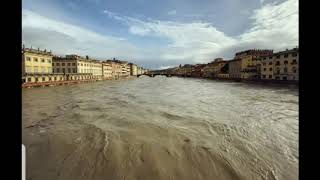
top-left (22, 76), bottom-right (298, 180)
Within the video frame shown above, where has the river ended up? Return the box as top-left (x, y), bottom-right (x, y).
top-left (22, 76), bottom-right (299, 180)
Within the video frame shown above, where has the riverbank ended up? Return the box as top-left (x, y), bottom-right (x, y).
top-left (22, 76), bottom-right (137, 88)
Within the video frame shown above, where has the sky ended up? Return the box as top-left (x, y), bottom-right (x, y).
top-left (22, 0), bottom-right (298, 69)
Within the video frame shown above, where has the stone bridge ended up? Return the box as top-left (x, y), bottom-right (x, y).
top-left (137, 70), bottom-right (173, 77)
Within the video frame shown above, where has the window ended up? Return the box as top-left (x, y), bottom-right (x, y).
top-left (34, 66), bottom-right (39, 73)
top-left (56, 63), bottom-right (60, 66)
top-left (78, 63), bottom-right (80, 66)
top-left (73, 68), bottom-right (76, 73)
top-left (292, 59), bottom-right (297, 64)
top-left (282, 76), bottom-right (287, 80)
top-left (81, 63), bottom-right (83, 66)
top-left (269, 62), bottom-right (272, 65)
top-left (269, 75), bottom-right (272, 79)
top-left (26, 57), bottom-right (31, 61)
top-left (54, 77), bottom-right (57, 81)
top-left (276, 55), bottom-right (280, 59)
top-left (263, 57), bottom-right (266, 60)
top-left (27, 78), bottom-right (31, 82)
top-left (62, 68), bottom-right (65, 73)
top-left (284, 61), bottom-right (288, 65)
top-left (68, 68), bottom-right (71, 73)
top-left (284, 54), bottom-right (288, 58)
top-left (62, 63), bottom-right (65, 66)
top-left (262, 75), bottom-right (266, 79)
top-left (276, 61), bottom-right (280, 66)
top-left (292, 53), bottom-right (297, 57)
top-left (35, 78), bottom-right (38, 82)
top-left (269, 68), bottom-right (272, 71)
top-left (292, 67), bottom-right (297, 73)
top-left (284, 67), bottom-right (288, 73)
top-left (42, 77), bottom-right (45, 81)
top-left (68, 63), bottom-right (71, 66)
top-left (269, 56), bottom-right (272, 59)
top-left (48, 59), bottom-right (51, 63)
top-left (275, 76), bottom-right (280, 80)
top-left (41, 58), bottom-right (45, 62)
top-left (56, 68), bottom-right (60, 73)
top-left (49, 77), bottom-right (52, 81)
top-left (34, 58), bottom-right (38, 62)
top-left (72, 63), bottom-right (76, 66)
top-left (60, 77), bottom-right (63, 80)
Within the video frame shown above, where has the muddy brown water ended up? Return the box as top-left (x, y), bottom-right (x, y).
top-left (22, 76), bottom-right (298, 180)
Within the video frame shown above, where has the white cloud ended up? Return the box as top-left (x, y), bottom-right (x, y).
top-left (167, 10), bottom-right (177, 15)
top-left (100, 0), bottom-right (297, 64)
top-left (22, 0), bottom-right (298, 69)
top-left (22, 9), bottom-right (147, 62)
top-left (159, 65), bottom-right (173, 70)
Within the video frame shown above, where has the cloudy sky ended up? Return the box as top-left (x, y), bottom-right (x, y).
top-left (22, 0), bottom-right (298, 69)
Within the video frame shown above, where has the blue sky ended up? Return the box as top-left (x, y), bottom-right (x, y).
top-left (22, 0), bottom-right (298, 69)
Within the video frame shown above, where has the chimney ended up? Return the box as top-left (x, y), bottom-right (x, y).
top-left (38, 47), bottom-right (39, 51)
top-left (86, 55), bottom-right (89, 60)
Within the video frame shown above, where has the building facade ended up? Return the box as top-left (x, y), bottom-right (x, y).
top-left (102, 61), bottom-right (113, 79)
top-left (234, 49), bottom-right (273, 79)
top-left (260, 48), bottom-right (299, 81)
top-left (191, 64), bottom-right (206, 78)
top-left (130, 63), bottom-right (138, 76)
top-left (228, 59), bottom-right (241, 79)
top-left (22, 47), bottom-right (53, 75)
top-left (53, 55), bottom-right (103, 80)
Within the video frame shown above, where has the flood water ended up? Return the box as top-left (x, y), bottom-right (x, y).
top-left (22, 76), bottom-right (299, 180)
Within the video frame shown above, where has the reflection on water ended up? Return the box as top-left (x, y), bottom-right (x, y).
top-left (22, 76), bottom-right (298, 180)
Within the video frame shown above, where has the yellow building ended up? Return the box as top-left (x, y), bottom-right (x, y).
top-left (120, 62), bottom-right (130, 77)
top-left (102, 61), bottom-right (113, 79)
top-left (203, 58), bottom-right (227, 78)
top-left (53, 55), bottom-right (103, 80)
top-left (130, 63), bottom-right (138, 76)
top-left (260, 48), bottom-right (299, 81)
top-left (22, 46), bottom-right (53, 75)
top-left (234, 49), bottom-right (273, 79)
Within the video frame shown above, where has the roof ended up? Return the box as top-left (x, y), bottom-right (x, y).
top-left (22, 48), bottom-right (53, 56)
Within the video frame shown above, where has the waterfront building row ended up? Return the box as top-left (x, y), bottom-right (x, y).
top-left (22, 46), bottom-right (148, 84)
top-left (170, 47), bottom-right (299, 82)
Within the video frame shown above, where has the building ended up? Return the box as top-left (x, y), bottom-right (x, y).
top-left (174, 64), bottom-right (193, 76)
top-left (119, 61), bottom-right (130, 77)
top-left (102, 61), bottom-right (113, 79)
top-left (129, 63), bottom-right (138, 76)
top-left (22, 46), bottom-right (53, 75)
top-left (191, 64), bottom-right (206, 78)
top-left (233, 49), bottom-right (273, 79)
top-left (260, 48), bottom-right (299, 81)
top-left (228, 59), bottom-right (241, 79)
top-left (203, 58), bottom-right (227, 78)
top-left (106, 60), bottom-right (122, 79)
top-left (53, 55), bottom-right (103, 80)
